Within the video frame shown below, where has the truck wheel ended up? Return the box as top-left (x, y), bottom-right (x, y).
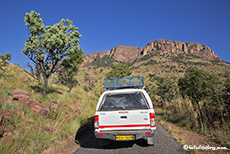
top-left (98, 139), bottom-right (110, 147)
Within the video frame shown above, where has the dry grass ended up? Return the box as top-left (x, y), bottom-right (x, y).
top-left (157, 119), bottom-right (229, 154)
top-left (155, 106), bottom-right (230, 154)
top-left (0, 53), bottom-right (229, 153)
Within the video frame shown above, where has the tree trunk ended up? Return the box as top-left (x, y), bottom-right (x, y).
top-left (68, 86), bottom-right (72, 93)
top-left (191, 101), bottom-right (202, 131)
top-left (196, 101), bottom-right (204, 132)
top-left (37, 73), bottom-right (41, 83)
top-left (0, 67), bottom-right (5, 78)
top-left (69, 80), bottom-right (73, 93)
top-left (43, 76), bottom-right (48, 96)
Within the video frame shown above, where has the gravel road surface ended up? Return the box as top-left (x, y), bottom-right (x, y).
top-left (74, 123), bottom-right (189, 154)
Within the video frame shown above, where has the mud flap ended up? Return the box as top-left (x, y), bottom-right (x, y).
top-left (147, 133), bottom-right (156, 145)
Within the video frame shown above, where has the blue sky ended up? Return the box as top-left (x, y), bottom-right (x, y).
top-left (0, 0), bottom-right (229, 69)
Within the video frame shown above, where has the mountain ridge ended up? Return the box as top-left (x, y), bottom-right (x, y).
top-left (80, 39), bottom-right (221, 66)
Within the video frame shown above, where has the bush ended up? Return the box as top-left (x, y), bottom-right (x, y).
top-left (90, 55), bottom-right (118, 68)
top-left (83, 85), bottom-right (89, 92)
top-left (106, 63), bottom-right (132, 78)
top-left (140, 59), bottom-right (158, 66)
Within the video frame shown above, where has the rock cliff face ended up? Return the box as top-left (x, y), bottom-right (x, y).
top-left (110, 45), bottom-right (144, 63)
top-left (143, 39), bottom-right (219, 61)
top-left (81, 39), bottom-right (220, 66)
top-left (80, 50), bottom-right (110, 67)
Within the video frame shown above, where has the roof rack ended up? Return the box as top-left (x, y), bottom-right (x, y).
top-left (104, 76), bottom-right (144, 90)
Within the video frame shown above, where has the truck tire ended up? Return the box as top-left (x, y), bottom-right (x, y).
top-left (98, 139), bottom-right (110, 147)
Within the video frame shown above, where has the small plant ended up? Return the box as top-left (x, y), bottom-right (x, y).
top-left (0, 53), bottom-right (11, 78)
top-left (83, 85), bottom-right (89, 92)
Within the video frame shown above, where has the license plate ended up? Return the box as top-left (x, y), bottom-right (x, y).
top-left (116, 135), bottom-right (133, 141)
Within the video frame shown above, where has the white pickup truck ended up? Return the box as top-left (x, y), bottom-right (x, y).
top-left (94, 76), bottom-right (156, 145)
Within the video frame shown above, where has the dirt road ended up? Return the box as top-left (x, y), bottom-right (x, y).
top-left (74, 123), bottom-right (189, 154)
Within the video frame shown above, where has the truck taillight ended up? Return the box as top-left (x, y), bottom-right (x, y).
top-left (150, 113), bottom-right (156, 127)
top-left (94, 115), bottom-right (99, 129)
top-left (94, 115), bottom-right (99, 121)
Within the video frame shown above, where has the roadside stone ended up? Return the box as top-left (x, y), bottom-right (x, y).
top-left (27, 101), bottom-right (50, 116)
top-left (226, 140), bottom-right (230, 145)
top-left (13, 109), bottom-right (25, 119)
top-left (76, 100), bottom-right (82, 106)
top-left (20, 77), bottom-right (28, 83)
top-left (70, 103), bottom-right (80, 112)
top-left (0, 96), bottom-right (4, 103)
top-left (0, 114), bottom-right (5, 137)
top-left (50, 100), bottom-right (62, 109)
top-left (7, 99), bottom-right (13, 104)
top-left (64, 114), bottom-right (74, 121)
top-left (0, 109), bottom-right (13, 119)
top-left (3, 131), bottom-right (12, 137)
top-left (2, 133), bottom-right (13, 143)
top-left (12, 100), bottom-right (19, 104)
top-left (42, 126), bottom-right (54, 134)
top-left (11, 89), bottom-right (50, 117)
top-left (213, 121), bottom-right (221, 128)
top-left (12, 88), bottom-right (31, 101)
top-left (23, 99), bottom-right (33, 105)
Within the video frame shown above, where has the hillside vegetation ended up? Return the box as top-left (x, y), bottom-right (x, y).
top-left (0, 64), bottom-right (100, 153)
top-left (83, 51), bottom-right (230, 149)
top-left (0, 42), bottom-right (229, 153)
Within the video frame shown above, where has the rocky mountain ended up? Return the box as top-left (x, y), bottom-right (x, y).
top-left (80, 39), bottom-right (220, 66)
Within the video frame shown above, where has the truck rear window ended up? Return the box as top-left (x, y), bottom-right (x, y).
top-left (100, 92), bottom-right (148, 111)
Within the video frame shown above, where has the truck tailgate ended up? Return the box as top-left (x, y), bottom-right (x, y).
top-left (98, 110), bottom-right (150, 131)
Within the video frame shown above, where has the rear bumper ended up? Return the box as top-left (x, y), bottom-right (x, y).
top-left (94, 129), bottom-right (155, 141)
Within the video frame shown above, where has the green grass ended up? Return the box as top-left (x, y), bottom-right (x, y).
top-left (140, 59), bottom-right (159, 66)
top-left (0, 64), bottom-right (100, 153)
top-left (1, 50), bottom-right (230, 153)
top-left (89, 55), bottom-right (123, 67)
top-left (155, 103), bottom-right (230, 148)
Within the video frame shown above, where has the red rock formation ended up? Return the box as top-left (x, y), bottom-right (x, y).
top-left (110, 45), bottom-right (144, 63)
top-left (0, 114), bottom-right (5, 137)
top-left (70, 103), bottom-right (80, 112)
top-left (13, 109), bottom-right (25, 119)
top-left (50, 100), bottom-right (62, 109)
top-left (143, 40), bottom-right (220, 61)
top-left (0, 96), bottom-right (4, 104)
top-left (12, 88), bottom-right (32, 102)
top-left (27, 101), bottom-right (50, 116)
top-left (12, 88), bottom-right (50, 116)
top-left (81, 39), bottom-right (220, 66)
top-left (80, 50), bottom-right (110, 66)
top-left (0, 109), bottom-right (13, 118)
top-left (2, 133), bottom-right (13, 143)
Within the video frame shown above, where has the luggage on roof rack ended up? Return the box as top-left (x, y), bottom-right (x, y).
top-left (104, 76), bottom-right (144, 90)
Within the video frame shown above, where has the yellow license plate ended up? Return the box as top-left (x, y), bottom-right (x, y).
top-left (116, 135), bottom-right (133, 141)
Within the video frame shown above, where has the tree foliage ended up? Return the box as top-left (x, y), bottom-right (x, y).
top-left (58, 49), bottom-right (83, 92)
top-left (84, 69), bottom-right (96, 91)
top-left (178, 67), bottom-right (219, 131)
top-left (21, 11), bottom-right (83, 95)
top-left (157, 77), bottom-right (175, 103)
top-left (222, 78), bottom-right (230, 120)
top-left (178, 67), bottom-right (218, 103)
top-left (0, 53), bottom-right (12, 78)
top-left (106, 63), bottom-right (132, 78)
